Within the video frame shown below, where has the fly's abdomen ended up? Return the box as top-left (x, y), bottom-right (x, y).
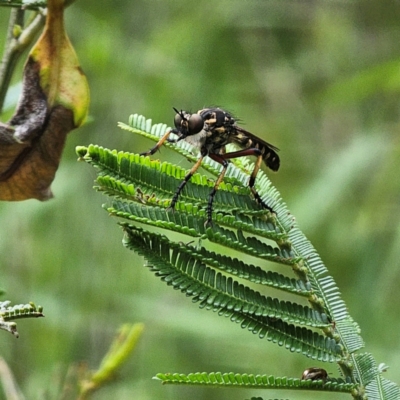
top-left (232, 131), bottom-right (280, 172)
top-left (261, 145), bottom-right (279, 171)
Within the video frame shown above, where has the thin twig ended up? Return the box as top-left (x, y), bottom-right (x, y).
top-left (0, 8), bottom-right (45, 114)
top-left (0, 8), bottom-right (24, 113)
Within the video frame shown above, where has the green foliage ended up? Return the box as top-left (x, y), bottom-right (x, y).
top-left (28, 323), bottom-right (145, 400)
top-left (79, 323), bottom-right (144, 399)
top-left (0, 300), bottom-right (43, 338)
top-left (155, 371), bottom-right (356, 393)
top-left (76, 113), bottom-right (400, 399)
top-left (2, 2), bottom-right (399, 399)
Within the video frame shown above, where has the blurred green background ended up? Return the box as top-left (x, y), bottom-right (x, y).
top-left (1, 0), bottom-right (400, 399)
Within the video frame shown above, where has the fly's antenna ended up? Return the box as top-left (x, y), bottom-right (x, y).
top-left (173, 107), bottom-right (187, 121)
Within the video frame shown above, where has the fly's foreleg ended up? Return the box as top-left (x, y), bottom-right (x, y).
top-left (140, 129), bottom-right (172, 156)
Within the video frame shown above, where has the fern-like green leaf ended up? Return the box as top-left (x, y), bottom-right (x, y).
top-left (122, 225), bottom-right (326, 326)
top-left (154, 371), bottom-right (357, 393)
top-left (205, 225), bottom-right (298, 266)
top-left (107, 201), bottom-right (206, 237)
top-left (76, 113), bottom-right (400, 399)
top-left (0, 301), bottom-right (44, 338)
top-left (225, 311), bottom-right (342, 361)
top-left (365, 376), bottom-right (400, 400)
top-left (166, 237), bottom-right (311, 296)
top-left (121, 224), bottom-right (347, 362)
top-left (335, 319), bottom-right (364, 354)
top-left (0, 301), bottom-right (44, 321)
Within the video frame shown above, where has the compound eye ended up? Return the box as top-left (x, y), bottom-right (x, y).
top-left (174, 112), bottom-right (183, 129)
top-left (188, 114), bottom-right (203, 134)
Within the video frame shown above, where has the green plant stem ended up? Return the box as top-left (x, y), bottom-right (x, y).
top-left (78, 323), bottom-right (144, 399)
top-left (0, 8), bottom-right (45, 113)
top-left (0, 7), bottom-right (24, 112)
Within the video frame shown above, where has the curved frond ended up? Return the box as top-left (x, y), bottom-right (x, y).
top-left (122, 224), bottom-right (329, 330)
top-left (0, 301), bottom-right (44, 338)
top-left (106, 197), bottom-right (295, 266)
top-left (154, 371), bottom-right (357, 393)
top-left (353, 353), bottom-right (378, 386)
top-left (107, 201), bottom-right (207, 238)
top-left (76, 113), bottom-right (396, 399)
top-left (315, 276), bottom-right (349, 322)
top-left (0, 301), bottom-right (44, 321)
top-left (366, 376), bottom-right (400, 400)
top-left (335, 318), bottom-right (364, 354)
top-left (78, 145), bottom-right (281, 220)
top-left (205, 225), bottom-right (298, 266)
top-left (253, 169), bottom-right (362, 341)
top-left (174, 242), bottom-right (312, 296)
top-left (225, 311), bottom-right (342, 361)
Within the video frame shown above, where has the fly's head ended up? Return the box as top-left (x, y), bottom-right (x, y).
top-left (172, 108), bottom-right (204, 139)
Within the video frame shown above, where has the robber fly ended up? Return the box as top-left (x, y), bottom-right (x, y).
top-left (140, 107), bottom-right (280, 225)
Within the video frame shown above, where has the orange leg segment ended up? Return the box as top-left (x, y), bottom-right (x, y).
top-left (212, 148), bottom-right (274, 213)
top-left (140, 129), bottom-right (172, 156)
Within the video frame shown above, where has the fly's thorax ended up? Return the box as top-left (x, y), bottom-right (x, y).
top-left (183, 129), bottom-right (207, 149)
top-left (203, 109), bottom-right (235, 129)
top-left (200, 118), bottom-right (235, 153)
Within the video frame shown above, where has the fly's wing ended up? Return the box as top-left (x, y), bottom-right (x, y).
top-left (231, 126), bottom-right (280, 171)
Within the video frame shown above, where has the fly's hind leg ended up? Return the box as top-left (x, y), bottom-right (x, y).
top-left (219, 148), bottom-right (274, 213)
top-left (247, 150), bottom-right (274, 213)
